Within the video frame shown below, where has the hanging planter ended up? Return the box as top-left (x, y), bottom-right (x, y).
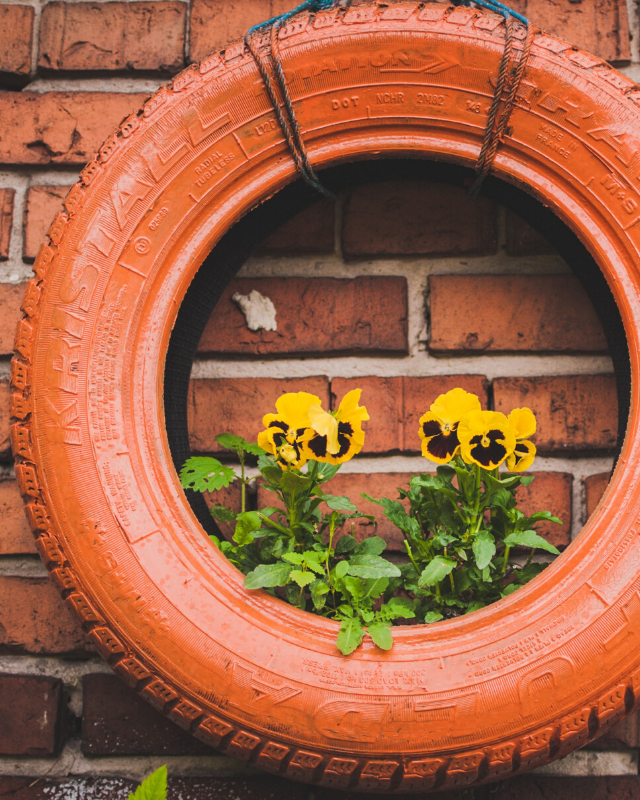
top-left (12, 0), bottom-right (640, 793)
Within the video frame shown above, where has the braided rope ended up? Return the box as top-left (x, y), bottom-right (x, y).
top-left (467, 2), bottom-right (533, 194)
top-left (245, 0), bottom-right (339, 199)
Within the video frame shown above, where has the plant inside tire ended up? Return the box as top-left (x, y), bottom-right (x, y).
top-left (12, 2), bottom-right (640, 793)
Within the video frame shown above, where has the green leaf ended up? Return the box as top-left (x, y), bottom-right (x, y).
top-left (361, 577), bottom-right (389, 601)
top-left (215, 433), bottom-right (264, 455)
top-left (310, 579), bottom-right (330, 610)
top-left (336, 534), bottom-right (357, 554)
top-left (520, 475), bottom-right (535, 486)
top-left (334, 560), bottom-right (349, 579)
top-left (209, 504), bottom-right (237, 523)
top-left (504, 530), bottom-right (560, 555)
top-left (128, 766), bottom-right (167, 800)
top-left (367, 622), bottom-right (393, 650)
top-left (524, 511), bottom-right (563, 526)
top-left (261, 465), bottom-right (283, 485)
top-left (423, 611), bottom-right (444, 624)
top-left (502, 583), bottom-right (519, 597)
top-left (418, 556), bottom-right (456, 588)
top-left (336, 616), bottom-right (365, 655)
top-left (282, 552), bottom-right (305, 565)
top-left (233, 511), bottom-right (262, 545)
top-left (244, 562), bottom-right (292, 590)
top-left (324, 495), bottom-right (357, 513)
top-left (290, 570), bottom-right (315, 588)
top-left (315, 462), bottom-right (341, 482)
top-left (378, 597), bottom-right (415, 621)
top-left (473, 531), bottom-right (496, 570)
top-left (179, 457), bottom-right (236, 493)
top-left (342, 576), bottom-right (364, 599)
top-left (354, 536), bottom-right (387, 556)
top-left (347, 555), bottom-right (401, 579)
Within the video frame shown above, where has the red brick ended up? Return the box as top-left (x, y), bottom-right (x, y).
top-left (39, 2), bottom-right (186, 73)
top-left (0, 577), bottom-right (89, 655)
top-left (198, 277), bottom-right (408, 356)
top-left (0, 282), bottom-right (25, 354)
top-left (188, 376), bottom-right (330, 454)
top-left (505, 209), bottom-right (555, 256)
top-left (585, 471), bottom-right (611, 517)
top-left (493, 375), bottom-right (618, 453)
top-left (261, 199), bottom-right (334, 254)
top-left (190, 0), bottom-right (293, 62)
top-left (429, 275), bottom-right (607, 354)
top-left (0, 379), bottom-right (9, 460)
top-left (0, 5), bottom-right (34, 86)
top-left (23, 185), bottom-right (70, 262)
top-left (0, 479), bottom-right (36, 556)
top-left (330, 375), bottom-right (489, 454)
top-left (0, 93), bottom-right (147, 165)
top-left (342, 182), bottom-right (497, 258)
top-left (510, 0), bottom-right (630, 64)
top-left (0, 189), bottom-right (14, 258)
top-left (516, 472), bottom-right (572, 548)
top-left (82, 674), bottom-right (215, 755)
top-left (0, 674), bottom-right (67, 756)
top-left (0, 777), bottom-right (310, 799)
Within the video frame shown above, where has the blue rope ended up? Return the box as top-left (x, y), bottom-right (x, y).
top-left (247, 0), bottom-right (337, 37)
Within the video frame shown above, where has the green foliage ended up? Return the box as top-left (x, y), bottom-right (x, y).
top-left (182, 433), bottom-right (562, 656)
top-left (373, 458), bottom-right (562, 623)
top-left (128, 766), bottom-right (167, 800)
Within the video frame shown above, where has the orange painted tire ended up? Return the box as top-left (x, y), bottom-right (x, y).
top-left (12, 2), bottom-right (640, 792)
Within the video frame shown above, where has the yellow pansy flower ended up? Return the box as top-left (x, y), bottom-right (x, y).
top-left (458, 410), bottom-right (516, 470)
top-left (303, 389), bottom-right (369, 465)
top-left (506, 407), bottom-right (537, 472)
top-left (257, 392), bottom-right (319, 470)
top-left (419, 388), bottom-right (482, 464)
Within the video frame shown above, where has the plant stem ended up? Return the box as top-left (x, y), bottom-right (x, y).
top-left (502, 545), bottom-right (511, 573)
top-left (240, 451), bottom-right (246, 514)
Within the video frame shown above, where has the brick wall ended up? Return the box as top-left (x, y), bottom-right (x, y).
top-left (1, 0), bottom-right (639, 798)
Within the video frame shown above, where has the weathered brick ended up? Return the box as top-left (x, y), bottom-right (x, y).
top-left (342, 182), bottom-right (497, 258)
top-left (0, 777), bottom-right (310, 799)
top-left (0, 479), bottom-right (36, 556)
top-left (510, 0), bottom-right (630, 64)
top-left (493, 375), bottom-right (618, 453)
top-left (261, 198), bottom-right (334, 254)
top-left (198, 277), bottom-right (408, 356)
top-left (0, 674), bottom-right (67, 757)
top-left (0, 283), bottom-right (24, 354)
top-left (39, 2), bottom-right (186, 73)
top-left (190, 0), bottom-right (292, 62)
top-left (493, 775), bottom-right (640, 799)
top-left (429, 275), bottom-right (607, 353)
top-left (330, 375), bottom-right (489, 454)
top-left (0, 5), bottom-right (34, 86)
top-left (23, 185), bottom-right (70, 262)
top-left (590, 709), bottom-right (640, 749)
top-left (0, 93), bottom-right (147, 165)
top-left (585, 471), bottom-right (611, 517)
top-left (0, 577), bottom-right (89, 655)
top-left (0, 379), bottom-right (9, 460)
top-left (83, 674), bottom-right (215, 755)
top-left (188, 376), bottom-right (330, 454)
top-left (505, 209), bottom-right (555, 256)
top-left (0, 189), bottom-right (15, 258)
top-left (516, 472), bottom-right (572, 548)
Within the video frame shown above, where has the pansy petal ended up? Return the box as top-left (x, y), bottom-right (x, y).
top-left (508, 407), bottom-right (536, 440)
top-left (308, 404), bottom-right (340, 454)
top-left (430, 388), bottom-right (481, 426)
top-left (336, 389), bottom-right (370, 424)
top-left (506, 440), bottom-right (536, 472)
top-left (273, 392), bottom-right (321, 430)
top-left (458, 411), bottom-right (516, 469)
